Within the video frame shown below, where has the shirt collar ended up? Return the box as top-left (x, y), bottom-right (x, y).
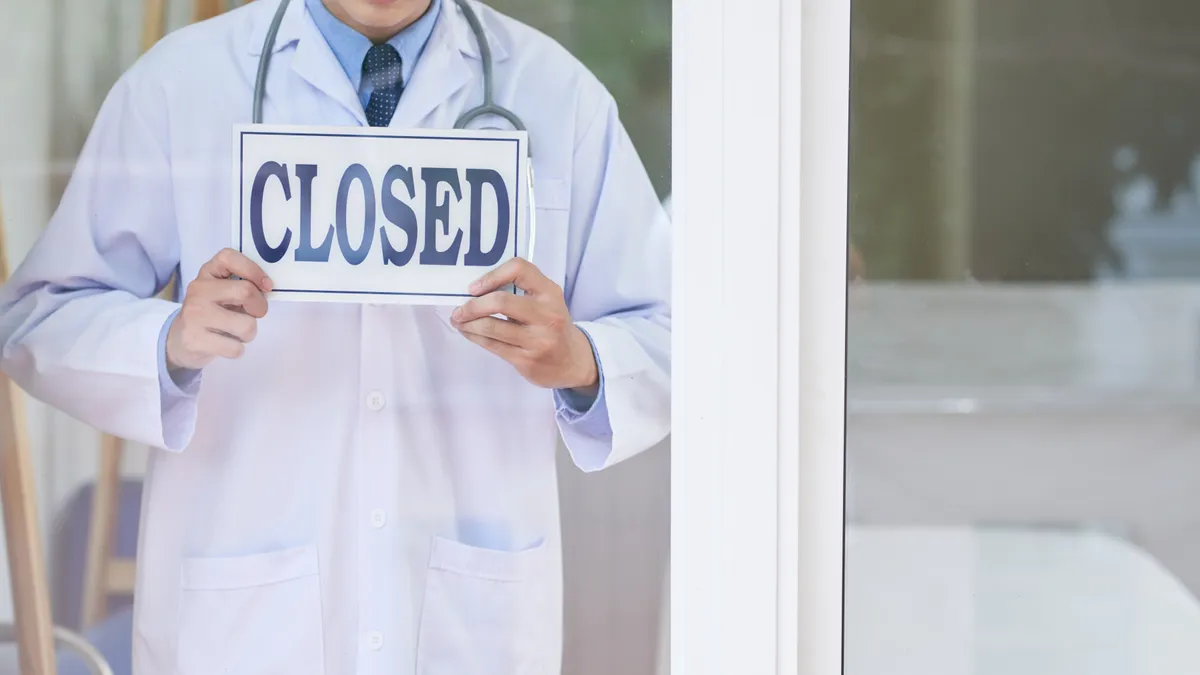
top-left (304, 0), bottom-right (442, 92)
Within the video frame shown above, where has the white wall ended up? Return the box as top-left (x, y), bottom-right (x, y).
top-left (558, 440), bottom-right (670, 675)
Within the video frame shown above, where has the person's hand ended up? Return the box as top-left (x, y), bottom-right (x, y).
top-left (166, 248), bottom-right (272, 372)
top-left (451, 258), bottom-right (598, 393)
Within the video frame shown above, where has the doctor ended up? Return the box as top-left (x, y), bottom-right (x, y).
top-left (0, 0), bottom-right (670, 673)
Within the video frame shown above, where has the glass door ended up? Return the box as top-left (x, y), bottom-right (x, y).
top-left (846, 1), bottom-right (1200, 673)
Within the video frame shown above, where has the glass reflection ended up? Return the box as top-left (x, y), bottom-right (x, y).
top-left (0, 1), bottom-right (670, 674)
top-left (847, 0), bottom-right (1200, 673)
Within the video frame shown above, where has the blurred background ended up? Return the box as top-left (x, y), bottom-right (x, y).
top-left (848, 0), bottom-right (1200, 673)
top-left (0, 1), bottom-right (670, 673)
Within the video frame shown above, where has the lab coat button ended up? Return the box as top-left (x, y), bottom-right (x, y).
top-left (367, 630), bottom-right (384, 650)
top-left (370, 509), bottom-right (386, 528)
top-left (366, 391), bottom-right (385, 411)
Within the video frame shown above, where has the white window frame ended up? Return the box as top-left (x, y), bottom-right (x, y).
top-left (671, 0), bottom-right (849, 673)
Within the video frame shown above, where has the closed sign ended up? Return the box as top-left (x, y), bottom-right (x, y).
top-left (232, 125), bottom-right (530, 305)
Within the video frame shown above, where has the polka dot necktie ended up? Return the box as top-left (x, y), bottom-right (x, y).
top-left (362, 43), bottom-right (403, 127)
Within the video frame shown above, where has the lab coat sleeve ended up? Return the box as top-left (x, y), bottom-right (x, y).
top-left (552, 327), bottom-right (612, 439)
top-left (158, 310), bottom-right (203, 398)
top-left (556, 95), bottom-right (671, 472)
top-left (0, 70), bottom-right (200, 451)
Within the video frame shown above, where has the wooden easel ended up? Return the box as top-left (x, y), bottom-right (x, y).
top-left (0, 197), bottom-right (117, 675)
top-left (193, 0), bottom-right (226, 22)
top-left (79, 0), bottom-right (244, 629)
top-left (0, 196), bottom-right (58, 675)
top-left (0, 2), bottom-right (246, 668)
top-left (78, 0), bottom-right (172, 630)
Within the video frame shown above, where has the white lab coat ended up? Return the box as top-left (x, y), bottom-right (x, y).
top-left (0, 1), bottom-right (671, 673)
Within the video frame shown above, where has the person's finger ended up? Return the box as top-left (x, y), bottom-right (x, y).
top-left (452, 290), bottom-right (541, 325)
top-left (204, 305), bottom-right (258, 343)
top-left (455, 316), bottom-right (530, 348)
top-left (199, 248), bottom-right (273, 292)
top-left (191, 328), bottom-right (246, 360)
top-left (469, 258), bottom-right (556, 297)
top-left (457, 328), bottom-right (525, 363)
top-left (195, 278), bottom-right (269, 318)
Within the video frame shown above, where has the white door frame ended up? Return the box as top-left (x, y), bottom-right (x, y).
top-left (671, 0), bottom-right (849, 673)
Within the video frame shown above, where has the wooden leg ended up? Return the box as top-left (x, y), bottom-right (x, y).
top-left (0, 195), bottom-right (57, 673)
top-left (193, 0), bottom-right (225, 22)
top-left (81, 434), bottom-right (123, 628)
top-left (141, 0), bottom-right (165, 53)
top-left (0, 378), bottom-right (57, 675)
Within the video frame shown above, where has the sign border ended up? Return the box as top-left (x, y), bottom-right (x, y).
top-left (232, 125), bottom-right (527, 302)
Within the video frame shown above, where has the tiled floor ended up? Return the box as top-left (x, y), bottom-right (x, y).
top-left (846, 526), bottom-right (1200, 675)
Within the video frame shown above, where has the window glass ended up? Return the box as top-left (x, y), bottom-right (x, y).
top-left (847, 1), bottom-right (1200, 673)
top-left (0, 1), bottom-right (670, 673)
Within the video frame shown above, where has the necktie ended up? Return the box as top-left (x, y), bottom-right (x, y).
top-left (362, 43), bottom-right (403, 127)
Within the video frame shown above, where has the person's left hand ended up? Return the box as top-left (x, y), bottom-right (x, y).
top-left (451, 258), bottom-right (599, 394)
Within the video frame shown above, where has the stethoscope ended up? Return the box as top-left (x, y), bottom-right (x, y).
top-left (251, 0), bottom-right (538, 263)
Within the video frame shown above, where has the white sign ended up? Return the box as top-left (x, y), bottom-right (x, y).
top-left (232, 124), bottom-right (530, 305)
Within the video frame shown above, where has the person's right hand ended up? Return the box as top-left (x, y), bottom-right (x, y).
top-left (166, 248), bottom-right (272, 372)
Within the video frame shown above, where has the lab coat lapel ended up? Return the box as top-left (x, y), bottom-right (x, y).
top-left (388, 4), bottom-right (475, 130)
top-left (289, 14), bottom-right (368, 125)
top-left (246, 0), bottom-right (510, 130)
top-left (244, 0), bottom-right (365, 126)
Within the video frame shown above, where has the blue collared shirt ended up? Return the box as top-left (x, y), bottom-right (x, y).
top-left (305, 0), bottom-right (442, 110)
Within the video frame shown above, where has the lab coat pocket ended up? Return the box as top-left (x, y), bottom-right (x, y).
top-left (416, 537), bottom-right (552, 675)
top-left (176, 544), bottom-right (325, 675)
